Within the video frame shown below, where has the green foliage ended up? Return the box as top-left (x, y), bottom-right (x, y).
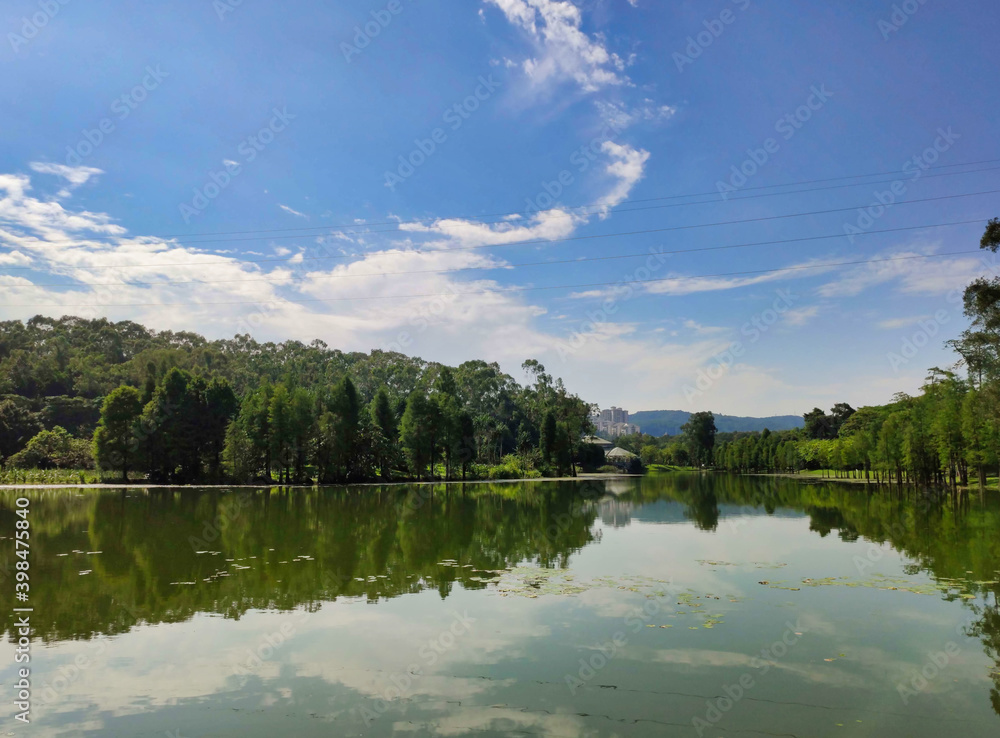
top-left (486, 454), bottom-right (542, 480)
top-left (400, 392), bottom-right (436, 480)
top-left (370, 387), bottom-right (397, 480)
top-left (682, 411), bottom-right (716, 466)
top-left (1, 317), bottom-right (595, 484)
top-left (8, 426), bottom-right (93, 470)
top-left (93, 386), bottom-right (142, 480)
top-left (0, 398), bottom-right (41, 461)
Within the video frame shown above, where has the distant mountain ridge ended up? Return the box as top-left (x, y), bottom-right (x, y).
top-left (630, 410), bottom-right (804, 437)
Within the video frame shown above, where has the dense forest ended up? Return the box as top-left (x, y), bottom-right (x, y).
top-left (0, 319), bottom-right (597, 483)
top-left (618, 218), bottom-right (1000, 491)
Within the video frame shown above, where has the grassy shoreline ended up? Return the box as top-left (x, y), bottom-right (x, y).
top-left (0, 471), bottom-right (643, 490)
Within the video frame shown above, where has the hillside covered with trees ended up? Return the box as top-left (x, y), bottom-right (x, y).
top-left (0, 319), bottom-right (596, 483)
top-left (629, 410), bottom-right (803, 438)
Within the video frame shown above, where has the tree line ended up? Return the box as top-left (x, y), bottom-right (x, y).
top-left (0, 315), bottom-right (600, 482)
top-left (88, 361), bottom-right (596, 484)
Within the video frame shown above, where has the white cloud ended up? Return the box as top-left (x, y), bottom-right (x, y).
top-left (643, 271), bottom-right (790, 297)
top-left (278, 204), bottom-right (308, 218)
top-left (0, 163), bottom-right (913, 417)
top-left (595, 99), bottom-right (676, 130)
top-left (592, 141), bottom-right (649, 215)
top-left (877, 315), bottom-right (930, 329)
top-left (683, 319), bottom-right (727, 335)
top-left (817, 245), bottom-right (984, 298)
top-left (399, 207), bottom-right (582, 248)
top-left (484, 0), bottom-right (629, 93)
top-left (28, 162), bottom-right (104, 189)
top-left (783, 305), bottom-right (819, 326)
top-left (0, 250), bottom-right (33, 266)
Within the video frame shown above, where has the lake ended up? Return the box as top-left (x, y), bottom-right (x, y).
top-left (1, 474), bottom-right (998, 736)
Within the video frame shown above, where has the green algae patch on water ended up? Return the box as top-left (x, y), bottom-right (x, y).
top-left (754, 572), bottom-right (987, 600)
top-left (491, 567), bottom-right (673, 598)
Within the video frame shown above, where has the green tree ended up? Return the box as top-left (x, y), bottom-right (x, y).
top-left (93, 386), bottom-right (143, 481)
top-left (141, 367), bottom-right (203, 483)
top-left (203, 378), bottom-right (238, 482)
top-left (456, 411), bottom-right (477, 480)
top-left (370, 387), bottom-right (397, 480)
top-left (223, 419), bottom-right (258, 483)
top-left (433, 367), bottom-right (460, 480)
top-left (289, 387), bottom-right (315, 483)
top-left (330, 376), bottom-right (361, 481)
top-left (0, 399), bottom-right (41, 462)
top-left (268, 384), bottom-right (294, 484)
top-left (540, 410), bottom-right (557, 467)
top-left (682, 411), bottom-right (717, 466)
top-left (400, 393), bottom-right (434, 480)
top-left (9, 427), bottom-right (93, 470)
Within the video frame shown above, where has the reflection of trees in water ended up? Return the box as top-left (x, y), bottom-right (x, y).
top-left (2, 475), bottom-right (998, 717)
top-left (966, 596), bottom-right (1000, 715)
top-left (621, 473), bottom-right (1000, 715)
top-left (0, 482), bottom-right (600, 642)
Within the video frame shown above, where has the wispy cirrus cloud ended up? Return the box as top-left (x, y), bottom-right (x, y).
top-left (817, 243), bottom-right (984, 297)
top-left (278, 204), bottom-right (308, 219)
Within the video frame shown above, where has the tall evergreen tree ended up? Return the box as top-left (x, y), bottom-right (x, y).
top-left (93, 386), bottom-right (142, 481)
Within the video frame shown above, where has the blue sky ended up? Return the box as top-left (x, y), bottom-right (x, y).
top-left (1, 0), bottom-right (998, 416)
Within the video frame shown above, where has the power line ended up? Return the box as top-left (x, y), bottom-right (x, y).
top-left (3, 188), bottom-right (996, 274)
top-left (171, 165), bottom-right (1000, 246)
top-left (4, 159), bottom-right (998, 249)
top-left (11, 218), bottom-right (986, 289)
top-left (3, 250), bottom-right (985, 308)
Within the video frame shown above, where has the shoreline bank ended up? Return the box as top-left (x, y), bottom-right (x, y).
top-left (0, 472), bottom-right (644, 491)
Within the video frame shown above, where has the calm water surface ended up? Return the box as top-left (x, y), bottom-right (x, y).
top-left (1, 474), bottom-right (999, 737)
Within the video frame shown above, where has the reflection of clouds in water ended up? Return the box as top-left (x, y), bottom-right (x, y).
top-left (400, 705), bottom-right (593, 737)
top-left (652, 647), bottom-right (865, 689)
top-left (601, 480), bottom-right (637, 497)
top-left (3, 476), bottom-right (999, 734)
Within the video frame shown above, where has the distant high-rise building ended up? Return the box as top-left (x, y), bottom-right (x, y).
top-left (592, 407), bottom-right (639, 438)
